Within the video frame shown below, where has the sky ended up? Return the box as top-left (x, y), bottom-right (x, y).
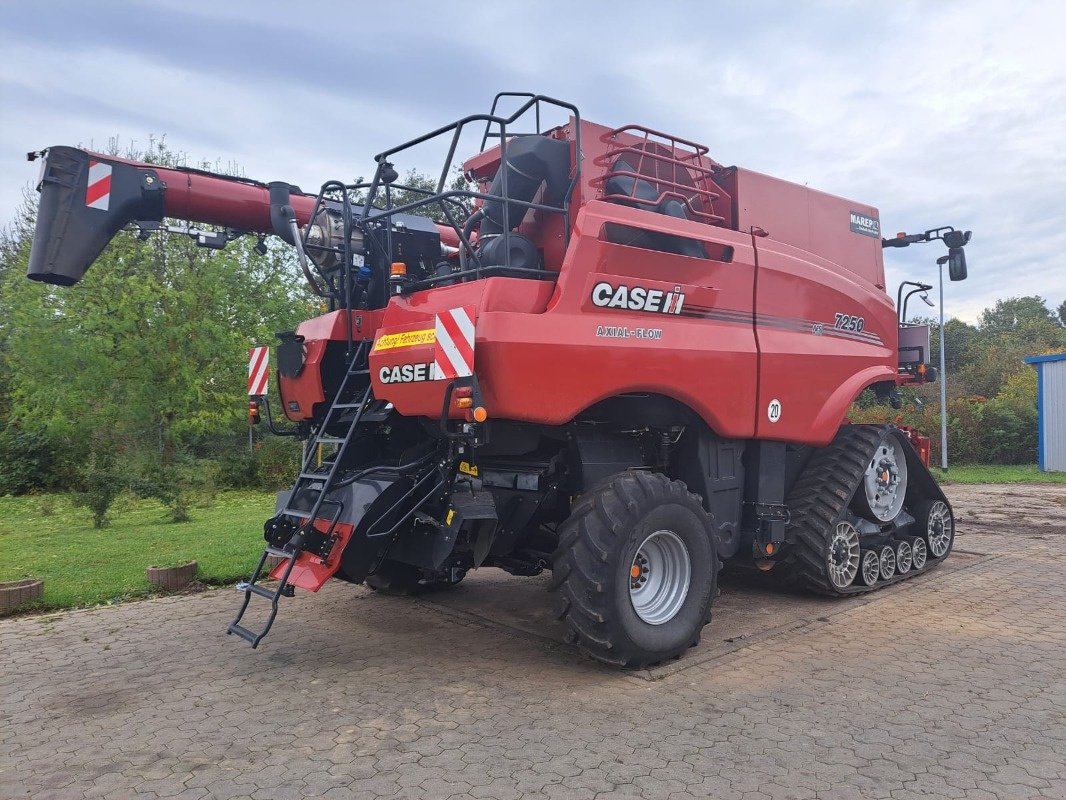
top-left (1, 0), bottom-right (1064, 322)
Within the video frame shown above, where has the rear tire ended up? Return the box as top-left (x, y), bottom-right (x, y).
top-left (365, 560), bottom-right (465, 596)
top-left (550, 471), bottom-right (717, 669)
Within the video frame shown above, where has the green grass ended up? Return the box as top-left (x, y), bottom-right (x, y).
top-left (0, 491), bottom-right (276, 611)
top-left (932, 464), bottom-right (1066, 484)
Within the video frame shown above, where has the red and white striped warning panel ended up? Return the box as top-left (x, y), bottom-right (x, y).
top-left (248, 346), bottom-right (270, 395)
top-left (85, 160), bottom-right (112, 211)
top-left (433, 306), bottom-right (475, 379)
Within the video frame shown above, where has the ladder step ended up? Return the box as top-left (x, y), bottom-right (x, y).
top-left (265, 546), bottom-right (295, 558)
top-left (237, 582), bottom-right (276, 600)
top-left (331, 402), bottom-right (363, 409)
top-left (315, 436), bottom-right (347, 444)
top-left (280, 507), bottom-right (313, 519)
top-left (227, 623), bottom-right (259, 645)
top-left (299, 471), bottom-right (331, 480)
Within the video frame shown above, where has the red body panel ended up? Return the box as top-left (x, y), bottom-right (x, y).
top-left (370, 200), bottom-right (760, 438)
top-left (279, 310), bottom-right (385, 421)
top-left (364, 121), bottom-right (900, 446)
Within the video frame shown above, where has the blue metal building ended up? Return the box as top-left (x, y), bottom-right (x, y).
top-left (1025, 353), bottom-right (1066, 472)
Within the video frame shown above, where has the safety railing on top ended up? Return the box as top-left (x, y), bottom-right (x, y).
top-left (594, 124), bottom-right (727, 226)
top-left (351, 94), bottom-right (582, 291)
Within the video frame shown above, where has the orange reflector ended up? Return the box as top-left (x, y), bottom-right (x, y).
top-left (765, 542), bottom-right (775, 555)
top-left (455, 397), bottom-right (473, 409)
top-left (390, 261), bottom-right (407, 276)
top-left (472, 406), bottom-right (488, 423)
top-left (630, 565), bottom-right (641, 579)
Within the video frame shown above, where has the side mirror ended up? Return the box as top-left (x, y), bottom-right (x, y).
top-left (947, 248), bottom-right (967, 281)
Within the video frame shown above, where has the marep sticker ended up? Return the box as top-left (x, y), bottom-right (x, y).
top-left (849, 211), bottom-right (880, 238)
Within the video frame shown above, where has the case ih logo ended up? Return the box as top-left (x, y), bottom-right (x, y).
top-left (591, 281), bottom-right (685, 315)
top-left (849, 211), bottom-right (880, 238)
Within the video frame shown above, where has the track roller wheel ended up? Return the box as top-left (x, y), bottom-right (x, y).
top-left (825, 521), bottom-right (861, 590)
top-left (878, 545), bottom-right (896, 580)
top-left (859, 550), bottom-right (880, 586)
top-left (365, 561), bottom-right (465, 596)
top-left (895, 539), bottom-right (913, 573)
top-left (550, 471), bottom-right (717, 669)
top-left (910, 537), bottom-right (927, 570)
top-left (915, 499), bottom-right (954, 559)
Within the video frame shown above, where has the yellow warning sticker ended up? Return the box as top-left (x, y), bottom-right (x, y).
top-left (446, 508), bottom-right (456, 526)
top-left (458, 461), bottom-right (479, 477)
top-left (373, 329), bottom-right (436, 351)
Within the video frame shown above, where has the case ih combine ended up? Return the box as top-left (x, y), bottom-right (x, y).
top-left (26, 95), bottom-right (969, 667)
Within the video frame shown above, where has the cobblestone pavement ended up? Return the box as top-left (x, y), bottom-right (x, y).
top-left (2, 484), bottom-right (1065, 799)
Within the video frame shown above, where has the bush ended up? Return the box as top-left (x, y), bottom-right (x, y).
top-left (258, 436), bottom-right (302, 490)
top-left (133, 459), bottom-right (209, 523)
top-left (71, 453), bottom-right (125, 528)
top-left (981, 398), bottom-right (1037, 464)
top-left (215, 450), bottom-right (262, 489)
top-left (0, 426), bottom-right (56, 495)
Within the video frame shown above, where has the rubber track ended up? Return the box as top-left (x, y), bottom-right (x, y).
top-left (783, 424), bottom-right (948, 596)
top-left (549, 471), bottom-right (712, 668)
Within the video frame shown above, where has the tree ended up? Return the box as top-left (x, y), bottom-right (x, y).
top-left (978, 296), bottom-right (1058, 333)
top-left (0, 139), bottom-right (314, 503)
top-left (1058, 299), bottom-right (1066, 327)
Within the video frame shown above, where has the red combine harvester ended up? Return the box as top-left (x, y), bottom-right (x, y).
top-left (26, 95), bottom-right (970, 667)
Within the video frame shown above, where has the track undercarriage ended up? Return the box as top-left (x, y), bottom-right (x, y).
top-left (777, 424), bottom-right (954, 595)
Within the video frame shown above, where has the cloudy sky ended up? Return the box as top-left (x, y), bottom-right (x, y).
top-left (2, 0), bottom-right (1064, 322)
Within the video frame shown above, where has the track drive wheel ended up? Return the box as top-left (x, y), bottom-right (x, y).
top-left (915, 499), bottom-right (954, 559)
top-left (859, 550), bottom-right (880, 586)
top-left (365, 560), bottom-right (465, 596)
top-left (895, 539), bottom-right (913, 573)
top-left (550, 471), bottom-right (717, 669)
top-left (854, 436), bottom-right (909, 522)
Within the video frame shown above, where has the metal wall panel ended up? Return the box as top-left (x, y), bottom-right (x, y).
top-left (1044, 359), bottom-right (1066, 472)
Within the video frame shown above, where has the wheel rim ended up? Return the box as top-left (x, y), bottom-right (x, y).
top-left (879, 546), bottom-right (896, 579)
top-left (896, 540), bottom-right (912, 573)
top-left (926, 501), bottom-right (953, 557)
top-left (861, 551), bottom-right (880, 585)
top-left (629, 530), bottom-right (691, 625)
top-left (827, 521), bottom-right (861, 589)
top-left (862, 441), bottom-right (909, 522)
top-left (911, 537), bottom-right (927, 569)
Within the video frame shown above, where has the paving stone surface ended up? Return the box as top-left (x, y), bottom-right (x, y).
top-left (2, 483), bottom-right (1065, 799)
